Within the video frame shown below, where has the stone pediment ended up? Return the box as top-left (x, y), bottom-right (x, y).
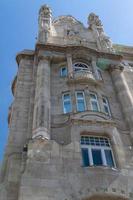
top-left (53, 15), bottom-right (84, 27)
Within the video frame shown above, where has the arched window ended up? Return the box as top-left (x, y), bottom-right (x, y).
top-left (81, 136), bottom-right (115, 168)
top-left (73, 62), bottom-right (90, 72)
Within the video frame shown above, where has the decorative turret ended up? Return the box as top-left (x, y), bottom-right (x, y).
top-left (38, 4), bottom-right (52, 43)
top-left (88, 13), bottom-right (114, 52)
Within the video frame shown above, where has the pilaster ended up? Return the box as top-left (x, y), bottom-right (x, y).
top-left (110, 64), bottom-right (133, 139)
top-left (32, 56), bottom-right (51, 140)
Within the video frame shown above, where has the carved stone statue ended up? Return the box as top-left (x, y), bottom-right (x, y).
top-left (88, 13), bottom-right (103, 28)
top-left (88, 13), bottom-right (114, 52)
top-left (38, 5), bottom-right (52, 42)
top-left (97, 27), bottom-right (114, 51)
top-left (39, 5), bottom-right (52, 31)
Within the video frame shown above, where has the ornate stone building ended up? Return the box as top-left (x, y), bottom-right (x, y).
top-left (1, 4), bottom-right (133, 200)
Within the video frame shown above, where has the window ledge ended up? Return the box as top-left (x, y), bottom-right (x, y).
top-left (82, 165), bottom-right (120, 173)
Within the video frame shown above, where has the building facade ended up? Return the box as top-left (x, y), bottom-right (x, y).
top-left (0, 4), bottom-right (133, 200)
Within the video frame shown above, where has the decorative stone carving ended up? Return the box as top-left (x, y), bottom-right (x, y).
top-left (88, 13), bottom-right (103, 27)
top-left (53, 15), bottom-right (82, 26)
top-left (88, 13), bottom-right (114, 52)
top-left (39, 5), bottom-right (52, 31)
top-left (38, 5), bottom-right (52, 42)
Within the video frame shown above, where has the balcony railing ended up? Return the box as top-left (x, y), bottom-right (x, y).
top-left (67, 70), bottom-right (96, 84)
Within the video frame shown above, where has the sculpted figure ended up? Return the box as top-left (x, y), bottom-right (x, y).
top-left (98, 28), bottom-right (113, 50)
top-left (39, 5), bottom-right (52, 31)
top-left (88, 13), bottom-right (114, 52)
top-left (88, 13), bottom-right (102, 27)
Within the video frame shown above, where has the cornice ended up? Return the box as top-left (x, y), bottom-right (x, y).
top-left (35, 42), bottom-right (123, 61)
top-left (16, 50), bottom-right (35, 65)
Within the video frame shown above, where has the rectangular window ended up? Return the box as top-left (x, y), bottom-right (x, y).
top-left (60, 67), bottom-right (67, 77)
top-left (63, 93), bottom-right (72, 113)
top-left (76, 91), bottom-right (86, 112)
top-left (81, 136), bottom-right (115, 168)
top-left (90, 93), bottom-right (100, 112)
top-left (102, 96), bottom-right (111, 116)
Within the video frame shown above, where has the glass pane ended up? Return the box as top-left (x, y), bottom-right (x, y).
top-left (102, 98), bottom-right (106, 104)
top-left (81, 148), bottom-right (90, 167)
top-left (104, 105), bottom-right (110, 115)
top-left (92, 149), bottom-right (103, 166)
top-left (104, 149), bottom-right (114, 167)
top-left (64, 102), bottom-right (71, 113)
top-left (77, 100), bottom-right (85, 112)
top-left (64, 94), bottom-right (70, 100)
top-left (90, 94), bottom-right (96, 99)
top-left (61, 67), bottom-right (67, 77)
top-left (91, 101), bottom-right (99, 111)
top-left (77, 92), bottom-right (83, 98)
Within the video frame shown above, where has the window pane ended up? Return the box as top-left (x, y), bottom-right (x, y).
top-left (77, 100), bottom-right (85, 112)
top-left (61, 67), bottom-right (67, 77)
top-left (104, 105), bottom-right (109, 113)
top-left (64, 94), bottom-right (70, 100)
top-left (77, 92), bottom-right (83, 98)
top-left (81, 148), bottom-right (90, 167)
top-left (92, 149), bottom-right (103, 166)
top-left (104, 149), bottom-right (114, 167)
top-left (64, 102), bottom-right (71, 113)
top-left (91, 101), bottom-right (99, 111)
top-left (90, 94), bottom-right (96, 99)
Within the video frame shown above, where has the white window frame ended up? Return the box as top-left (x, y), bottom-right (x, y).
top-left (102, 96), bottom-right (111, 116)
top-left (81, 136), bottom-right (116, 168)
top-left (73, 62), bottom-right (90, 72)
top-left (60, 67), bottom-right (68, 77)
top-left (89, 92), bottom-right (100, 112)
top-left (62, 93), bottom-right (72, 114)
top-left (75, 91), bottom-right (86, 112)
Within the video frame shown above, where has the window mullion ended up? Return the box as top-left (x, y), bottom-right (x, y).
top-left (88, 148), bottom-right (93, 166)
top-left (102, 148), bottom-right (107, 166)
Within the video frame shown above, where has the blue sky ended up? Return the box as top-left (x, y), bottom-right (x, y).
top-left (0, 0), bottom-right (133, 162)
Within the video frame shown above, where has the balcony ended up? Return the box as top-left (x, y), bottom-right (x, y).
top-left (67, 70), bottom-right (97, 85)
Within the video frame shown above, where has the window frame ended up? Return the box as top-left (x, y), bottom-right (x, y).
top-left (75, 91), bottom-right (86, 112)
top-left (60, 66), bottom-right (68, 77)
top-left (62, 93), bottom-right (72, 114)
top-left (102, 96), bottom-right (111, 116)
top-left (89, 92), bottom-right (100, 112)
top-left (73, 62), bottom-right (90, 72)
top-left (81, 136), bottom-right (116, 168)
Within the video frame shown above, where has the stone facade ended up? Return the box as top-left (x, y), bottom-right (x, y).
top-left (0, 4), bottom-right (133, 200)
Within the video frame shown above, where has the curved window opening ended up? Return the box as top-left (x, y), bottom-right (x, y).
top-left (81, 136), bottom-right (115, 168)
top-left (102, 96), bottom-right (111, 116)
top-left (73, 62), bottom-right (90, 72)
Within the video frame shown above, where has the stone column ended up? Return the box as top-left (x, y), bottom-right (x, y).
top-left (32, 56), bottom-right (51, 140)
top-left (67, 53), bottom-right (73, 78)
top-left (110, 64), bottom-right (133, 139)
